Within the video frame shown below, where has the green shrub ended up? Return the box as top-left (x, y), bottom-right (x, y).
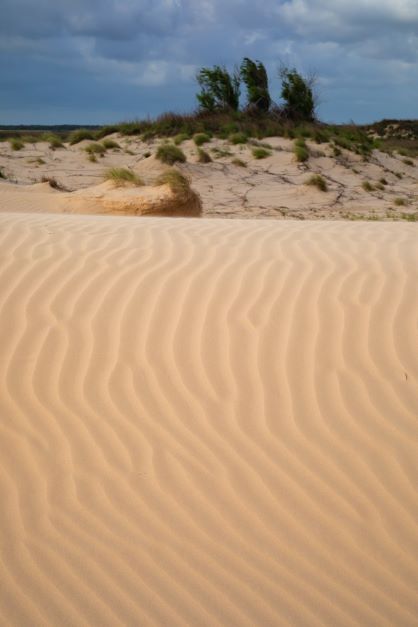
top-left (305, 174), bottom-right (327, 191)
top-left (105, 168), bottom-right (144, 186)
top-left (85, 142), bottom-right (106, 156)
top-left (401, 212), bottom-right (418, 221)
top-left (88, 154), bottom-right (97, 163)
top-left (252, 147), bottom-right (271, 159)
top-left (229, 132), bottom-right (247, 145)
top-left (379, 177), bottom-right (388, 185)
top-left (156, 143), bottom-right (186, 164)
top-left (240, 57), bottom-right (271, 113)
top-left (394, 197), bottom-right (407, 206)
top-left (362, 181), bottom-right (374, 192)
top-left (174, 133), bottom-right (189, 145)
top-left (193, 132), bottom-right (211, 146)
top-left (69, 128), bottom-right (96, 144)
top-left (197, 148), bottom-right (212, 163)
top-left (294, 139), bottom-right (309, 162)
top-left (155, 169), bottom-right (191, 200)
top-left (9, 137), bottom-right (24, 151)
top-left (102, 139), bottom-right (120, 150)
top-left (279, 66), bottom-right (316, 121)
top-left (196, 65), bottom-right (240, 112)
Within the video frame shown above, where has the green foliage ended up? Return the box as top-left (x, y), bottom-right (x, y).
top-left (105, 168), bottom-right (143, 186)
top-left (294, 138), bottom-right (309, 162)
top-left (252, 147), bottom-right (271, 159)
top-left (9, 137), bottom-right (24, 151)
top-left (196, 65), bottom-right (240, 112)
top-left (174, 133), bottom-right (189, 145)
top-left (102, 139), bottom-right (120, 150)
top-left (229, 132), bottom-right (247, 144)
top-left (240, 57), bottom-right (271, 113)
top-left (305, 174), bottom-right (327, 191)
top-left (197, 148), bottom-right (212, 163)
top-left (394, 197), bottom-right (407, 206)
top-left (156, 143), bottom-right (186, 165)
top-left (69, 128), bottom-right (96, 144)
top-left (155, 169), bottom-right (191, 200)
top-left (85, 142), bottom-right (106, 155)
top-left (280, 66), bottom-right (315, 121)
top-left (193, 132), bottom-right (211, 146)
top-left (362, 181), bottom-right (374, 192)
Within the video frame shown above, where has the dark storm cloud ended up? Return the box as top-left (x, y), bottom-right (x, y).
top-left (2, 0), bottom-right (418, 123)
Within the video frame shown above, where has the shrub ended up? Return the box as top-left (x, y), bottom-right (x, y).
top-left (379, 177), bottom-right (388, 185)
top-left (229, 132), bottom-right (247, 144)
top-left (305, 174), bottom-right (327, 191)
top-left (41, 134), bottom-right (64, 149)
top-left (231, 158), bottom-right (247, 167)
top-left (362, 181), bottom-right (374, 192)
top-left (196, 65), bottom-right (240, 112)
top-left (401, 212), bottom-right (418, 221)
top-left (174, 133), bottom-right (189, 145)
top-left (9, 137), bottom-right (24, 151)
top-left (69, 128), bottom-right (96, 144)
top-left (394, 197), bottom-right (407, 206)
top-left (403, 158), bottom-right (414, 166)
top-left (294, 139), bottom-right (309, 162)
top-left (0, 168), bottom-right (6, 179)
top-left (102, 139), bottom-right (120, 150)
top-left (85, 142), bottom-right (106, 156)
top-left (88, 154), bottom-right (97, 162)
top-left (193, 132), bottom-right (211, 146)
top-left (156, 143), bottom-right (186, 164)
top-left (252, 147), bottom-right (271, 159)
top-left (279, 66), bottom-right (316, 121)
top-left (105, 167), bottom-right (144, 186)
top-left (197, 148), bottom-right (212, 163)
top-left (240, 57), bottom-right (271, 113)
top-left (155, 169), bottom-right (191, 200)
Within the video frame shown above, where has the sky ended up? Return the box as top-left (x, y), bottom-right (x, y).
top-left (1, 0), bottom-right (418, 125)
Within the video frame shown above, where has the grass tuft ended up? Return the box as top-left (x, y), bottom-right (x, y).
top-left (9, 137), bottom-right (24, 151)
top-left (85, 142), bottom-right (106, 156)
top-left (294, 139), bottom-right (309, 162)
top-left (156, 143), bottom-right (186, 165)
top-left (69, 128), bottom-right (96, 145)
top-left (193, 133), bottom-right (211, 146)
top-left (305, 174), bottom-right (328, 192)
top-left (105, 168), bottom-right (144, 186)
top-left (155, 169), bottom-right (191, 200)
top-left (197, 148), bottom-right (212, 163)
top-left (362, 181), bottom-right (374, 192)
top-left (394, 197), bottom-right (407, 206)
top-left (229, 132), bottom-right (247, 145)
top-left (252, 147), bottom-right (271, 159)
top-left (174, 133), bottom-right (189, 145)
top-left (102, 139), bottom-right (120, 150)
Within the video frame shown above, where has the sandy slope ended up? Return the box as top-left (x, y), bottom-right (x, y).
top-left (0, 213), bottom-right (417, 626)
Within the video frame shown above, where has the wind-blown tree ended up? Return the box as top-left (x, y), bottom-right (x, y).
top-left (279, 66), bottom-right (316, 122)
top-left (196, 65), bottom-right (240, 112)
top-left (240, 57), bottom-right (271, 113)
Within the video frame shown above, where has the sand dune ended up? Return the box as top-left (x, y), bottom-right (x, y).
top-left (0, 213), bottom-right (417, 625)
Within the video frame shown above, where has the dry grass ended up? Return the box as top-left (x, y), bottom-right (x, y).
top-left (305, 174), bottom-right (328, 192)
top-left (155, 169), bottom-right (192, 200)
top-left (156, 144), bottom-right (186, 165)
top-left (105, 168), bottom-right (144, 186)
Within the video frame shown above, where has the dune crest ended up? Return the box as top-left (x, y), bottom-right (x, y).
top-left (0, 214), bottom-right (417, 625)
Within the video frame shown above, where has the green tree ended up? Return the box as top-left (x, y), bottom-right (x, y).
top-left (196, 65), bottom-right (240, 112)
top-left (240, 57), bottom-right (271, 113)
top-left (279, 66), bottom-right (316, 121)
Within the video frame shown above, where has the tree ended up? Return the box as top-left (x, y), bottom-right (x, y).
top-left (279, 66), bottom-right (316, 122)
top-left (240, 57), bottom-right (271, 113)
top-left (196, 65), bottom-right (240, 112)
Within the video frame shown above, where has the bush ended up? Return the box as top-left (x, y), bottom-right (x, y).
top-left (69, 128), bottom-right (96, 144)
top-left (156, 143), bottom-right (186, 164)
top-left (196, 65), bottom-right (240, 112)
top-left (42, 134), bottom-right (64, 149)
top-left (252, 147), bottom-right (271, 159)
top-left (105, 167), bottom-right (143, 186)
top-left (174, 133), bottom-right (189, 145)
top-left (394, 197), bottom-right (407, 206)
top-left (85, 142), bottom-right (106, 156)
top-left (294, 139), bottom-right (309, 162)
top-left (229, 132), bottom-right (247, 144)
top-left (193, 132), bottom-right (211, 146)
top-left (9, 137), bottom-right (24, 151)
top-left (231, 158), bottom-right (247, 167)
top-left (155, 169), bottom-right (191, 199)
top-left (102, 139), bottom-right (120, 150)
top-left (197, 148), bottom-right (212, 163)
top-left (240, 57), bottom-right (271, 113)
top-left (305, 174), bottom-right (327, 191)
top-left (279, 66), bottom-right (316, 122)
top-left (362, 181), bottom-right (374, 192)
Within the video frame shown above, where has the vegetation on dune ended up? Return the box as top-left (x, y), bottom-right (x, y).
top-left (252, 147), bottom-right (271, 159)
top-left (0, 168), bottom-right (6, 179)
top-left (362, 181), bottom-right (374, 192)
top-left (305, 174), bottom-right (328, 192)
top-left (155, 169), bottom-right (192, 200)
top-left (294, 138), bottom-right (309, 162)
top-left (229, 132), bottom-right (247, 144)
top-left (85, 142), bottom-right (106, 156)
top-left (9, 137), bottom-right (24, 151)
top-left (196, 65), bottom-right (240, 112)
top-left (280, 66), bottom-right (316, 122)
top-left (193, 132), bottom-right (211, 146)
top-left (102, 139), bottom-right (120, 150)
top-left (69, 128), bottom-right (96, 144)
top-left (105, 167), bottom-right (144, 186)
top-left (197, 148), bottom-right (212, 163)
top-left (156, 143), bottom-right (186, 165)
top-left (240, 57), bottom-right (271, 113)
top-left (174, 133), bottom-right (189, 145)
top-left (231, 158), bottom-right (247, 167)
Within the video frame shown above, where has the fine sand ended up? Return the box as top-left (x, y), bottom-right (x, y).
top-left (0, 212), bottom-right (417, 626)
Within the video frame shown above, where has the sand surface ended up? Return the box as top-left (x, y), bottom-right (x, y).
top-left (1, 134), bottom-right (418, 220)
top-left (0, 213), bottom-right (417, 625)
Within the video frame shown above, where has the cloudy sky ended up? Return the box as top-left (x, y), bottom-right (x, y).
top-left (2, 0), bottom-right (418, 125)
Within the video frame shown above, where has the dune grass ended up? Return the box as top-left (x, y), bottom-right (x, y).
top-left (305, 174), bottom-right (328, 191)
top-left (231, 158), bottom-right (247, 167)
top-left (252, 147), bottom-right (271, 159)
top-left (102, 139), bottom-right (120, 150)
top-left (197, 148), bottom-right (212, 163)
top-left (85, 142), bottom-right (106, 156)
top-left (174, 133), bottom-right (189, 145)
top-left (0, 168), bottom-right (6, 179)
top-left (294, 138), bottom-right (309, 162)
top-left (105, 168), bottom-right (144, 186)
top-left (155, 169), bottom-right (192, 200)
top-left (156, 143), bottom-right (186, 165)
top-left (362, 181), bottom-right (374, 192)
top-left (193, 132), bottom-right (211, 146)
top-left (9, 138), bottom-right (24, 151)
top-left (69, 129), bottom-right (96, 145)
top-left (229, 132), bottom-right (247, 145)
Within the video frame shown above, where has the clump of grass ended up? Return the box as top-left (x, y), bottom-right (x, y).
top-left (402, 158), bottom-right (414, 166)
top-left (252, 147), bottom-right (271, 159)
top-left (197, 148), bottom-right (212, 163)
top-left (394, 197), bottom-right (407, 206)
top-left (0, 168), bottom-right (6, 179)
top-left (156, 143), bottom-right (186, 165)
top-left (102, 139), bottom-right (120, 150)
top-left (69, 128), bottom-right (96, 145)
top-left (294, 139), bottom-right (309, 162)
top-left (395, 172), bottom-right (403, 179)
top-left (305, 174), bottom-right (328, 192)
top-left (105, 167), bottom-right (144, 186)
top-left (231, 158), bottom-right (247, 167)
top-left (401, 212), bottom-right (418, 221)
top-left (211, 147), bottom-right (233, 158)
top-left (229, 132), bottom-right (247, 145)
top-left (375, 182), bottom-right (385, 191)
top-left (174, 133), bottom-right (189, 145)
top-left (41, 134), bottom-right (64, 149)
top-left (85, 142), bottom-right (106, 156)
top-left (362, 181), bottom-right (374, 192)
top-left (155, 169), bottom-right (191, 200)
top-left (88, 154), bottom-right (97, 163)
top-left (379, 177), bottom-right (388, 185)
top-left (193, 133), bottom-right (211, 146)
top-left (9, 137), bottom-right (24, 151)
